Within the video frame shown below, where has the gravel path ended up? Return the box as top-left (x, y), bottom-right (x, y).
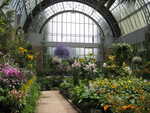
top-left (36, 90), bottom-right (79, 113)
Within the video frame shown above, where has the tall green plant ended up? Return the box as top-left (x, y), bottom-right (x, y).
top-left (112, 43), bottom-right (133, 66)
top-left (0, 0), bottom-right (15, 54)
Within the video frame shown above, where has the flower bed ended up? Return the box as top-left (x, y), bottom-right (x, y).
top-left (0, 64), bottom-right (40, 113)
top-left (60, 76), bottom-right (150, 113)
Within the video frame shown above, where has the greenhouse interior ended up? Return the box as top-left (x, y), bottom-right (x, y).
top-left (0, 0), bottom-right (150, 113)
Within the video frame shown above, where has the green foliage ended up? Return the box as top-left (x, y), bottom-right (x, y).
top-left (59, 77), bottom-right (74, 98)
top-left (37, 75), bottom-right (65, 90)
top-left (21, 79), bottom-right (40, 113)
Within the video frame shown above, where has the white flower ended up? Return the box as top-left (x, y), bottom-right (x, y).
top-left (93, 69), bottom-right (97, 73)
top-left (103, 63), bottom-right (107, 67)
top-left (84, 63), bottom-right (96, 71)
top-left (52, 56), bottom-right (62, 64)
top-left (124, 66), bottom-right (132, 74)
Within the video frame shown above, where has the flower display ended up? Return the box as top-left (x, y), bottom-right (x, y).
top-left (65, 76), bottom-right (150, 113)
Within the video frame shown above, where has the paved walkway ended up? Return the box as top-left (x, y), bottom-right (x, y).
top-left (36, 90), bottom-right (79, 113)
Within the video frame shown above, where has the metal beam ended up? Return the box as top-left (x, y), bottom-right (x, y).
top-left (42, 42), bottom-right (99, 48)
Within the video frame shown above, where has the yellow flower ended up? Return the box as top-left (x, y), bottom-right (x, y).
top-left (18, 47), bottom-right (24, 51)
top-left (24, 49), bottom-right (28, 53)
top-left (79, 58), bottom-right (85, 63)
top-left (18, 47), bottom-right (28, 54)
top-left (27, 54), bottom-right (34, 60)
top-left (103, 105), bottom-right (110, 111)
top-left (92, 58), bottom-right (96, 63)
top-left (108, 55), bottom-right (116, 61)
top-left (128, 80), bottom-right (132, 83)
top-left (88, 53), bottom-right (93, 56)
top-left (111, 84), bottom-right (117, 88)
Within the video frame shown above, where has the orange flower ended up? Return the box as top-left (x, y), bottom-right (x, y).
top-left (121, 104), bottom-right (136, 110)
top-left (121, 105), bottom-right (129, 110)
top-left (103, 105), bottom-right (110, 111)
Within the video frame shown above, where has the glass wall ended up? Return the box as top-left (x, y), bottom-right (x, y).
top-left (44, 12), bottom-right (100, 43)
top-left (43, 12), bottom-right (100, 58)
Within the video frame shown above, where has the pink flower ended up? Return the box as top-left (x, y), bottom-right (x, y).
top-left (72, 60), bottom-right (81, 68)
top-left (2, 66), bottom-right (21, 77)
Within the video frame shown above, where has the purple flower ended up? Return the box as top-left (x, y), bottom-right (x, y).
top-left (54, 44), bottom-right (70, 59)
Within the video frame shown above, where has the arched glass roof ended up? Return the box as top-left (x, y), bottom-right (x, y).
top-left (29, 1), bottom-right (112, 38)
top-left (9, 0), bottom-right (120, 38)
top-left (9, 0), bottom-right (150, 37)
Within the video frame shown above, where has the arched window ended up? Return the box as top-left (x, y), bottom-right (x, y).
top-left (43, 12), bottom-right (100, 58)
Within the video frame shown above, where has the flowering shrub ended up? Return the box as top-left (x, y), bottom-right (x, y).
top-left (71, 53), bottom-right (100, 85)
top-left (103, 55), bottom-right (132, 77)
top-left (0, 64), bottom-right (26, 90)
top-left (72, 53), bottom-right (98, 75)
